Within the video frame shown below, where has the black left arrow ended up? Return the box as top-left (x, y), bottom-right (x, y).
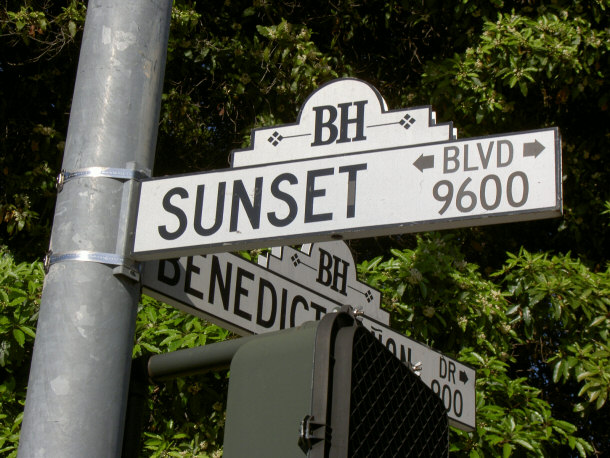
top-left (413, 154), bottom-right (434, 172)
top-left (459, 370), bottom-right (469, 384)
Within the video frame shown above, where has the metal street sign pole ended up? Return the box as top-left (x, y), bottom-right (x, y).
top-left (18, 1), bottom-right (172, 456)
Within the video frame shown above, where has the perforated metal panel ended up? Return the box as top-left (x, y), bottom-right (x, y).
top-left (345, 326), bottom-right (449, 456)
top-left (306, 311), bottom-right (449, 457)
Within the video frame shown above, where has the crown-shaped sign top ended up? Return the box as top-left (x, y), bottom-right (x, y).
top-left (257, 241), bottom-right (389, 324)
top-left (231, 78), bottom-right (456, 168)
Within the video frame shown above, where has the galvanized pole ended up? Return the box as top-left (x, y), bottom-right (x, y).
top-left (18, 1), bottom-right (172, 456)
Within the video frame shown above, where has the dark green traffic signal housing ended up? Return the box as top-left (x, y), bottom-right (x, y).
top-left (139, 308), bottom-right (448, 457)
top-left (222, 310), bottom-right (448, 457)
top-left (223, 320), bottom-right (320, 457)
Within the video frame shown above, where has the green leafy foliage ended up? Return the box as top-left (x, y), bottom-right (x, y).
top-left (1, 0), bottom-right (609, 456)
top-left (0, 253), bottom-right (233, 457)
top-left (155, 2), bottom-right (341, 176)
top-left (0, 248), bottom-right (42, 457)
top-left (359, 233), bottom-right (608, 456)
top-left (133, 295), bottom-right (232, 457)
top-left (422, 9), bottom-right (610, 126)
top-left (1, 1), bottom-right (85, 260)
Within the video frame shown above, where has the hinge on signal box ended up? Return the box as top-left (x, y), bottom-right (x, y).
top-left (298, 415), bottom-right (331, 453)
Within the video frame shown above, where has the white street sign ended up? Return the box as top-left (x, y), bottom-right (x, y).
top-left (360, 315), bottom-right (475, 432)
top-left (132, 79), bottom-right (561, 260)
top-left (142, 241), bottom-right (388, 340)
top-left (142, 241), bottom-right (476, 431)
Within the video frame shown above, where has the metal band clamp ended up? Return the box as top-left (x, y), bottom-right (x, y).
top-left (57, 167), bottom-right (149, 192)
top-left (44, 250), bottom-right (140, 281)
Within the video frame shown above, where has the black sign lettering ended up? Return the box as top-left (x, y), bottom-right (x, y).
top-left (439, 357), bottom-right (447, 379)
top-left (290, 295), bottom-right (309, 327)
top-left (338, 163), bottom-right (367, 218)
top-left (209, 255), bottom-right (232, 310)
top-left (443, 140), bottom-right (514, 174)
top-left (185, 256), bottom-right (204, 300)
top-left (497, 140), bottom-right (513, 167)
top-left (431, 379), bottom-right (464, 417)
top-left (256, 278), bottom-right (277, 328)
top-left (155, 161), bottom-right (370, 242)
top-left (230, 177), bottom-right (263, 232)
top-left (310, 301), bottom-right (327, 320)
top-left (234, 267), bottom-right (254, 321)
top-left (316, 248), bottom-right (333, 288)
top-left (316, 248), bottom-right (349, 296)
top-left (157, 258), bottom-right (180, 286)
top-left (480, 175), bottom-right (502, 210)
top-left (304, 168), bottom-right (334, 223)
top-left (385, 337), bottom-right (396, 355)
top-left (336, 101), bottom-right (367, 144)
top-left (449, 360), bottom-right (456, 383)
top-left (158, 187), bottom-right (188, 240)
top-left (443, 147), bottom-right (460, 174)
top-left (463, 145), bottom-right (478, 171)
top-left (331, 254), bottom-right (349, 295)
top-left (507, 171), bottom-right (528, 207)
top-left (439, 356), bottom-right (457, 383)
top-left (370, 326), bottom-right (414, 365)
top-left (194, 183), bottom-right (225, 236)
top-left (268, 173), bottom-right (298, 227)
top-left (311, 101), bottom-right (367, 146)
top-left (401, 345), bottom-right (412, 365)
top-left (279, 288), bottom-right (289, 330)
top-left (311, 105), bottom-right (338, 146)
top-left (477, 142), bottom-right (494, 169)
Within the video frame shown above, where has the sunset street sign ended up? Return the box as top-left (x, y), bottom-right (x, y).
top-left (132, 79), bottom-right (561, 260)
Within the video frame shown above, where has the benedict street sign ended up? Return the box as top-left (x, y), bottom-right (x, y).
top-left (142, 241), bottom-right (476, 431)
top-left (132, 78), bottom-right (561, 260)
top-left (142, 242), bottom-right (389, 339)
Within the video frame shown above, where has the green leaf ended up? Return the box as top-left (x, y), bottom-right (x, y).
top-left (589, 315), bottom-right (606, 327)
top-left (554, 420), bottom-right (577, 434)
top-left (140, 342), bottom-right (161, 354)
top-left (575, 440), bottom-right (586, 457)
top-left (419, 282), bottom-right (428, 299)
top-left (68, 21), bottom-right (76, 38)
top-left (390, 248), bottom-right (412, 266)
top-left (514, 439), bottom-right (535, 451)
top-left (18, 325), bottom-right (35, 339)
top-left (588, 390), bottom-right (600, 402)
top-left (577, 370), bottom-right (594, 382)
top-left (12, 329), bottom-right (25, 347)
top-left (522, 307), bottom-right (531, 326)
top-left (242, 6), bottom-right (256, 17)
top-left (595, 390), bottom-right (606, 409)
top-left (552, 360), bottom-right (563, 383)
top-left (9, 297), bottom-right (26, 307)
top-left (519, 81), bottom-right (528, 96)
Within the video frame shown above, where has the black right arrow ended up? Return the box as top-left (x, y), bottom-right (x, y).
top-left (459, 370), bottom-right (469, 384)
top-left (523, 139), bottom-right (545, 158)
top-left (413, 153), bottom-right (434, 172)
